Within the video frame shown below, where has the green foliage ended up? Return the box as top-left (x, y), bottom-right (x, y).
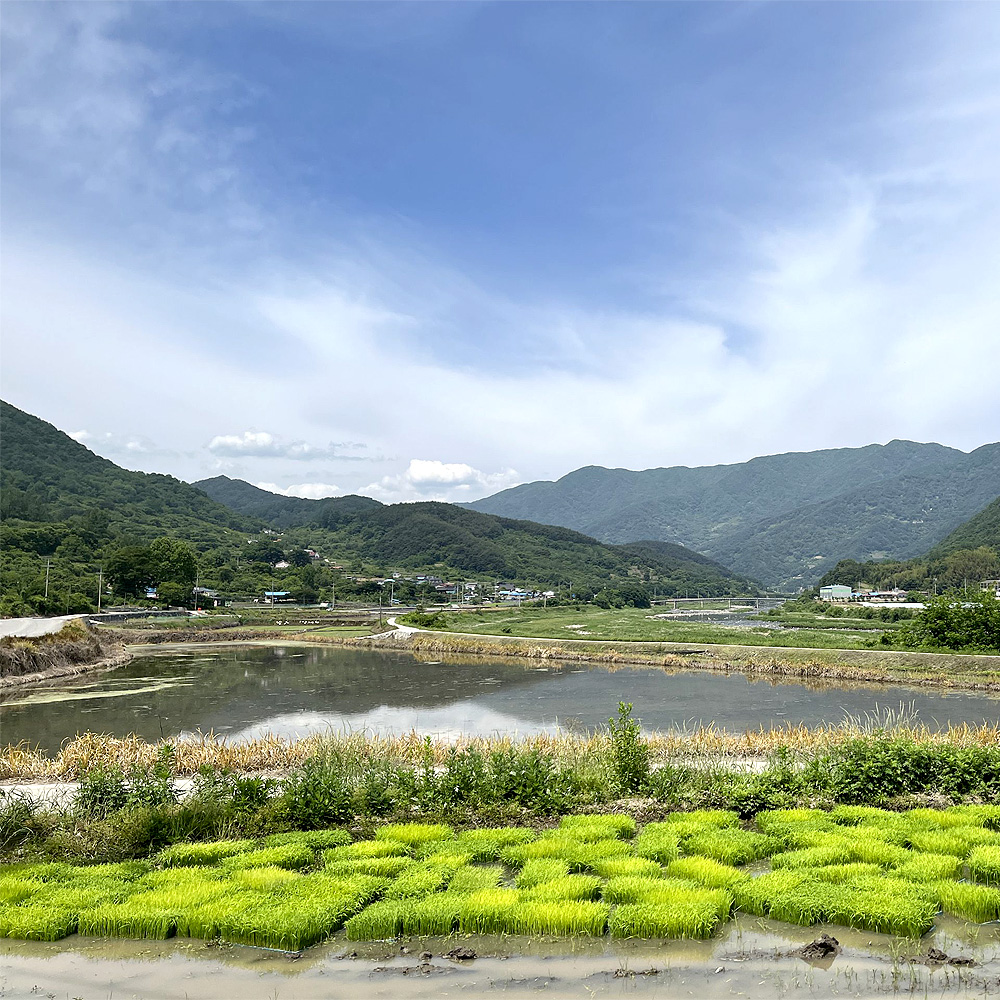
top-left (607, 702), bottom-right (650, 795)
top-left (901, 588), bottom-right (1000, 652)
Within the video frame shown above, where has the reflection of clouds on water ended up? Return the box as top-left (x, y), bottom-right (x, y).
top-left (214, 702), bottom-right (562, 742)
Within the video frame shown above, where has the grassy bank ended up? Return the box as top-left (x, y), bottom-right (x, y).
top-left (0, 620), bottom-right (126, 686)
top-left (3, 706), bottom-right (1000, 867)
top-left (352, 629), bottom-right (1000, 691)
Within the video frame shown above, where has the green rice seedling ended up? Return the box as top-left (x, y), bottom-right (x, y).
top-left (609, 894), bottom-right (724, 940)
top-left (221, 844), bottom-right (315, 871)
top-left (754, 809), bottom-right (834, 836)
top-left (458, 888), bottom-right (520, 934)
top-left (812, 863), bottom-right (884, 885)
top-left (305, 873), bottom-right (386, 908)
top-left (935, 880), bottom-right (1000, 923)
top-left (222, 895), bottom-right (358, 951)
top-left (343, 899), bottom-right (408, 941)
top-left (1, 862), bottom-right (74, 883)
top-left (157, 839), bottom-right (257, 867)
top-left (767, 880), bottom-right (846, 927)
top-left (777, 826), bottom-right (843, 850)
top-left (893, 852), bottom-right (963, 882)
top-left (325, 839), bottom-right (411, 862)
top-left (733, 869), bottom-right (815, 918)
top-left (908, 828), bottom-right (977, 858)
top-left (830, 805), bottom-right (900, 826)
top-left (79, 898), bottom-right (177, 939)
top-left (846, 838), bottom-right (911, 867)
top-left (421, 852), bottom-right (472, 875)
top-left (0, 877), bottom-right (43, 905)
top-left (634, 828), bottom-right (681, 865)
top-left (603, 876), bottom-right (692, 905)
top-left (826, 879), bottom-right (937, 938)
top-left (264, 829), bottom-right (352, 850)
top-left (663, 810), bottom-right (740, 830)
top-left (906, 808), bottom-right (978, 830)
top-left (684, 828), bottom-right (781, 866)
top-left (324, 856), bottom-right (414, 879)
top-left (664, 857), bottom-right (748, 891)
top-left (375, 823), bottom-right (453, 847)
top-left (233, 867), bottom-right (303, 892)
top-left (515, 858), bottom-right (571, 888)
top-left (175, 891), bottom-right (257, 941)
top-left (564, 839), bottom-right (632, 873)
top-left (510, 900), bottom-right (610, 936)
top-left (71, 861), bottom-right (152, 884)
top-left (523, 874), bottom-right (602, 901)
top-left (0, 904), bottom-right (78, 941)
top-left (400, 893), bottom-right (463, 936)
top-left (447, 865), bottom-right (505, 893)
top-left (445, 827), bottom-right (535, 861)
top-left (770, 844), bottom-right (853, 869)
top-left (969, 845), bottom-right (1000, 885)
top-left (945, 805), bottom-right (1000, 830)
top-left (559, 814), bottom-right (637, 840)
top-left (382, 865), bottom-right (451, 899)
top-left (591, 857), bottom-right (664, 880)
top-left (32, 884), bottom-right (123, 913)
top-left (501, 836), bottom-right (580, 866)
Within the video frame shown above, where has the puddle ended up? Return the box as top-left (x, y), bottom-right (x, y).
top-left (1, 915), bottom-right (997, 999)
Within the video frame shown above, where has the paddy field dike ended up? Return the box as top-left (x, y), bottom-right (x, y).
top-left (3, 808), bottom-right (1000, 952)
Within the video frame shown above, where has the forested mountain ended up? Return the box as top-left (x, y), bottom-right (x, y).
top-left (467, 441), bottom-right (1000, 589)
top-left (817, 495), bottom-right (1000, 594)
top-left (196, 476), bottom-right (753, 595)
top-left (1, 401), bottom-right (262, 541)
top-left (0, 401), bottom-right (752, 616)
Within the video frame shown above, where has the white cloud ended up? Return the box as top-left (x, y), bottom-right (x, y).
top-left (362, 460), bottom-right (520, 502)
top-left (207, 430), bottom-right (368, 460)
top-left (254, 482), bottom-right (342, 500)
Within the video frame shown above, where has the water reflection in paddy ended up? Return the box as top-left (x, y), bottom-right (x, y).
top-left (1, 643), bottom-right (998, 751)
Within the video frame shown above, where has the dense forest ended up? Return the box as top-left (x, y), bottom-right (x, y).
top-left (0, 403), bottom-right (753, 616)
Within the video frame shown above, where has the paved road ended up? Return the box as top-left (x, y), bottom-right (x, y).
top-left (0, 615), bottom-right (83, 639)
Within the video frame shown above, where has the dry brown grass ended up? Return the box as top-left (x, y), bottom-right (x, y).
top-left (3, 718), bottom-right (998, 781)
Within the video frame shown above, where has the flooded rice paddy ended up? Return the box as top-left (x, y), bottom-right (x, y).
top-left (2, 643), bottom-right (999, 750)
top-left (2, 916), bottom-right (997, 999)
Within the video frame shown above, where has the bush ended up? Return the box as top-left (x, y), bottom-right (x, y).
top-left (607, 702), bottom-right (649, 795)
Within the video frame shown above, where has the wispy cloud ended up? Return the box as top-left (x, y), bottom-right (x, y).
top-left (208, 430), bottom-right (368, 461)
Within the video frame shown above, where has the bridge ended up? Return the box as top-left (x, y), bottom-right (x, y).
top-left (648, 596), bottom-right (789, 611)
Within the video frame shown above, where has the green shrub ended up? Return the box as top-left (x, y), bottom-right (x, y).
top-left (607, 702), bottom-right (650, 794)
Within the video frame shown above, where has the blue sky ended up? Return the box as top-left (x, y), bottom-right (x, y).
top-left (2, 2), bottom-right (998, 501)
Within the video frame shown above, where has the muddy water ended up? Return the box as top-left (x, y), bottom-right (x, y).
top-left (2, 644), bottom-right (999, 752)
top-left (1, 916), bottom-right (997, 999)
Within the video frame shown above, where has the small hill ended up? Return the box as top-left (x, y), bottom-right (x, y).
top-left (196, 477), bottom-right (754, 594)
top-left (0, 401), bottom-right (261, 543)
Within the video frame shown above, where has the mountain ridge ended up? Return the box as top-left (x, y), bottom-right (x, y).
top-left (467, 440), bottom-right (1000, 588)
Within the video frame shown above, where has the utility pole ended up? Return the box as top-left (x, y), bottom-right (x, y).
top-left (97, 566), bottom-right (103, 612)
top-left (44, 558), bottom-right (51, 600)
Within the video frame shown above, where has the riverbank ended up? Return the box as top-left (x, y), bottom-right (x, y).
top-left (0, 619), bottom-right (132, 689)
top-left (295, 628), bottom-right (1000, 692)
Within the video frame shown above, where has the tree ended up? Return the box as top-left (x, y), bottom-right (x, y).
top-left (904, 589), bottom-right (1000, 651)
top-left (149, 537), bottom-right (197, 587)
top-left (106, 545), bottom-right (157, 598)
top-left (157, 581), bottom-right (192, 608)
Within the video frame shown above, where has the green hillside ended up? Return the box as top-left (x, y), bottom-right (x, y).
top-left (467, 441), bottom-right (1000, 589)
top-left (928, 496), bottom-right (1000, 557)
top-left (0, 401), bottom-right (265, 615)
top-left (817, 495), bottom-right (1000, 594)
top-left (196, 476), bottom-right (754, 596)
